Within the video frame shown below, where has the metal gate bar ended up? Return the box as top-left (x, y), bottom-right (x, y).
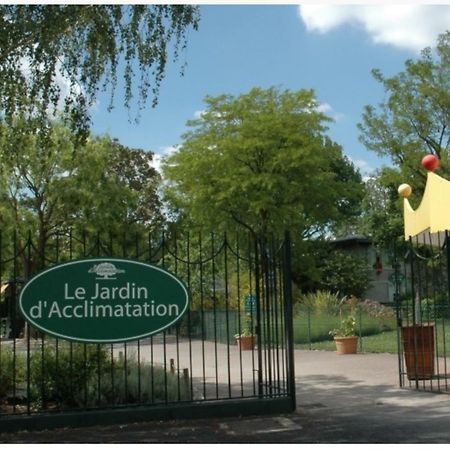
top-left (396, 231), bottom-right (450, 393)
top-left (0, 229), bottom-right (295, 431)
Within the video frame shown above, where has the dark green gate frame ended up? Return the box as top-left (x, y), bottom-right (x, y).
top-left (0, 229), bottom-right (296, 433)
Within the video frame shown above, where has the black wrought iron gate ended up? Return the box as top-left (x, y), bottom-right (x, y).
top-left (0, 230), bottom-right (295, 432)
top-left (395, 231), bottom-right (450, 392)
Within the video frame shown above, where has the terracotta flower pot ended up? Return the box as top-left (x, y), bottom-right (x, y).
top-left (236, 335), bottom-right (255, 351)
top-left (334, 336), bottom-right (358, 355)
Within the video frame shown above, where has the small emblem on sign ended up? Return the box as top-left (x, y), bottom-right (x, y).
top-left (88, 262), bottom-right (125, 280)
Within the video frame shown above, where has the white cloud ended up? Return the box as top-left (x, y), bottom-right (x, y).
top-left (151, 145), bottom-right (179, 174)
top-left (298, 5), bottom-right (450, 52)
top-left (19, 56), bottom-right (96, 115)
top-left (316, 102), bottom-right (332, 114)
top-left (194, 110), bottom-right (205, 119)
top-left (316, 102), bottom-right (345, 122)
top-left (353, 158), bottom-right (371, 172)
top-left (349, 157), bottom-right (374, 181)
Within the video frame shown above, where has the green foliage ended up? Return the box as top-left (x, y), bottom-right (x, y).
top-left (293, 309), bottom-right (387, 343)
top-left (295, 328), bottom-right (399, 353)
top-left (293, 312), bottom-right (342, 342)
top-left (0, 123), bottom-right (164, 267)
top-left (421, 298), bottom-right (435, 320)
top-left (29, 343), bottom-right (109, 407)
top-left (293, 301), bottom-right (396, 345)
top-left (419, 297), bottom-right (450, 320)
top-left (318, 250), bottom-right (372, 298)
top-left (25, 343), bottom-right (188, 408)
top-left (235, 313), bottom-right (254, 338)
top-left (297, 290), bottom-right (340, 315)
top-left (109, 140), bottom-right (165, 231)
top-left (63, 137), bottom-right (164, 235)
top-left (159, 232), bottom-right (256, 312)
top-left (290, 239), bottom-right (331, 293)
top-left (0, 5), bottom-right (200, 139)
top-left (361, 299), bottom-right (396, 330)
top-left (163, 87), bottom-right (364, 240)
top-left (358, 31), bottom-right (450, 245)
top-left (0, 348), bottom-right (26, 399)
top-left (329, 315), bottom-right (357, 338)
top-left (359, 31), bottom-right (450, 169)
top-left (102, 355), bottom-right (190, 404)
top-left (295, 293), bottom-right (396, 342)
top-left (357, 174), bottom-right (405, 250)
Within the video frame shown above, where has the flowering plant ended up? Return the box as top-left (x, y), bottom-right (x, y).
top-left (329, 315), bottom-right (357, 337)
top-left (329, 295), bottom-right (358, 337)
top-left (235, 313), bottom-right (254, 338)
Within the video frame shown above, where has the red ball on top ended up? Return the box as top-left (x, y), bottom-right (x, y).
top-left (421, 154), bottom-right (439, 172)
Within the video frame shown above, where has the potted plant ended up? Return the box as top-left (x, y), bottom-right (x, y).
top-left (329, 314), bottom-right (358, 355)
top-left (235, 313), bottom-right (255, 351)
top-left (401, 294), bottom-right (435, 380)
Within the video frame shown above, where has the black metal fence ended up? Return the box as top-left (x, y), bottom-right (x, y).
top-left (395, 231), bottom-right (450, 392)
top-left (0, 229), bottom-right (295, 431)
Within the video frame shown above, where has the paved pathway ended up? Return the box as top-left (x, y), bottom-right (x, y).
top-left (292, 350), bottom-right (450, 443)
top-left (2, 348), bottom-right (450, 443)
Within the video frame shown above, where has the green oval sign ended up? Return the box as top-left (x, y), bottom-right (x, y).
top-left (19, 258), bottom-right (190, 343)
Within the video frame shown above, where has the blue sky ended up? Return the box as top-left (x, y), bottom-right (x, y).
top-left (89, 4), bottom-right (450, 178)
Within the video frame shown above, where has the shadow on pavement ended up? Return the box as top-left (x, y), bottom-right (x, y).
top-left (2, 352), bottom-right (450, 443)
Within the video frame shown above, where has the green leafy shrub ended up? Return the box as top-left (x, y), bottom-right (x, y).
top-left (297, 290), bottom-right (340, 315)
top-left (318, 251), bottom-right (372, 298)
top-left (27, 342), bottom-right (189, 409)
top-left (105, 358), bottom-right (190, 404)
top-left (361, 299), bottom-right (396, 331)
top-left (29, 343), bottom-right (110, 408)
top-left (0, 348), bottom-right (26, 399)
top-left (420, 296), bottom-right (450, 320)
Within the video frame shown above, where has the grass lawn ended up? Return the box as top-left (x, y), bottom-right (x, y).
top-left (293, 311), bottom-right (395, 343)
top-left (295, 329), bottom-right (400, 353)
top-left (292, 308), bottom-right (398, 353)
top-left (295, 320), bottom-right (450, 356)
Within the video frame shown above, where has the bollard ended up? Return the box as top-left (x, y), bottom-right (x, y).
top-left (183, 368), bottom-right (191, 400)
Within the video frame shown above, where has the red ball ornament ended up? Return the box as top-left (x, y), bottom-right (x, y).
top-left (421, 154), bottom-right (439, 172)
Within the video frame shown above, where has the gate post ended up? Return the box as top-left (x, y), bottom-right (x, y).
top-left (282, 231), bottom-right (296, 411)
top-left (393, 239), bottom-right (406, 388)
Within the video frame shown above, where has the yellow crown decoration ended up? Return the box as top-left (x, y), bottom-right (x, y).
top-left (398, 155), bottom-right (450, 245)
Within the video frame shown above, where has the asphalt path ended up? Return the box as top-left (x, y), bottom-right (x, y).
top-left (2, 349), bottom-right (450, 443)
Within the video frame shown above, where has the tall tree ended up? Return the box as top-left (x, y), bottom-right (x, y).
top-left (0, 5), bottom-right (199, 139)
top-left (358, 31), bottom-right (450, 244)
top-left (357, 173), bottom-right (404, 249)
top-left (0, 122), bottom-right (163, 267)
top-left (65, 139), bottom-right (164, 235)
top-left (163, 87), bottom-right (364, 240)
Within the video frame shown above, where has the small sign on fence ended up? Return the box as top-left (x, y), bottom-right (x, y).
top-left (388, 272), bottom-right (405, 285)
top-left (19, 258), bottom-right (190, 343)
top-left (244, 294), bottom-right (257, 314)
